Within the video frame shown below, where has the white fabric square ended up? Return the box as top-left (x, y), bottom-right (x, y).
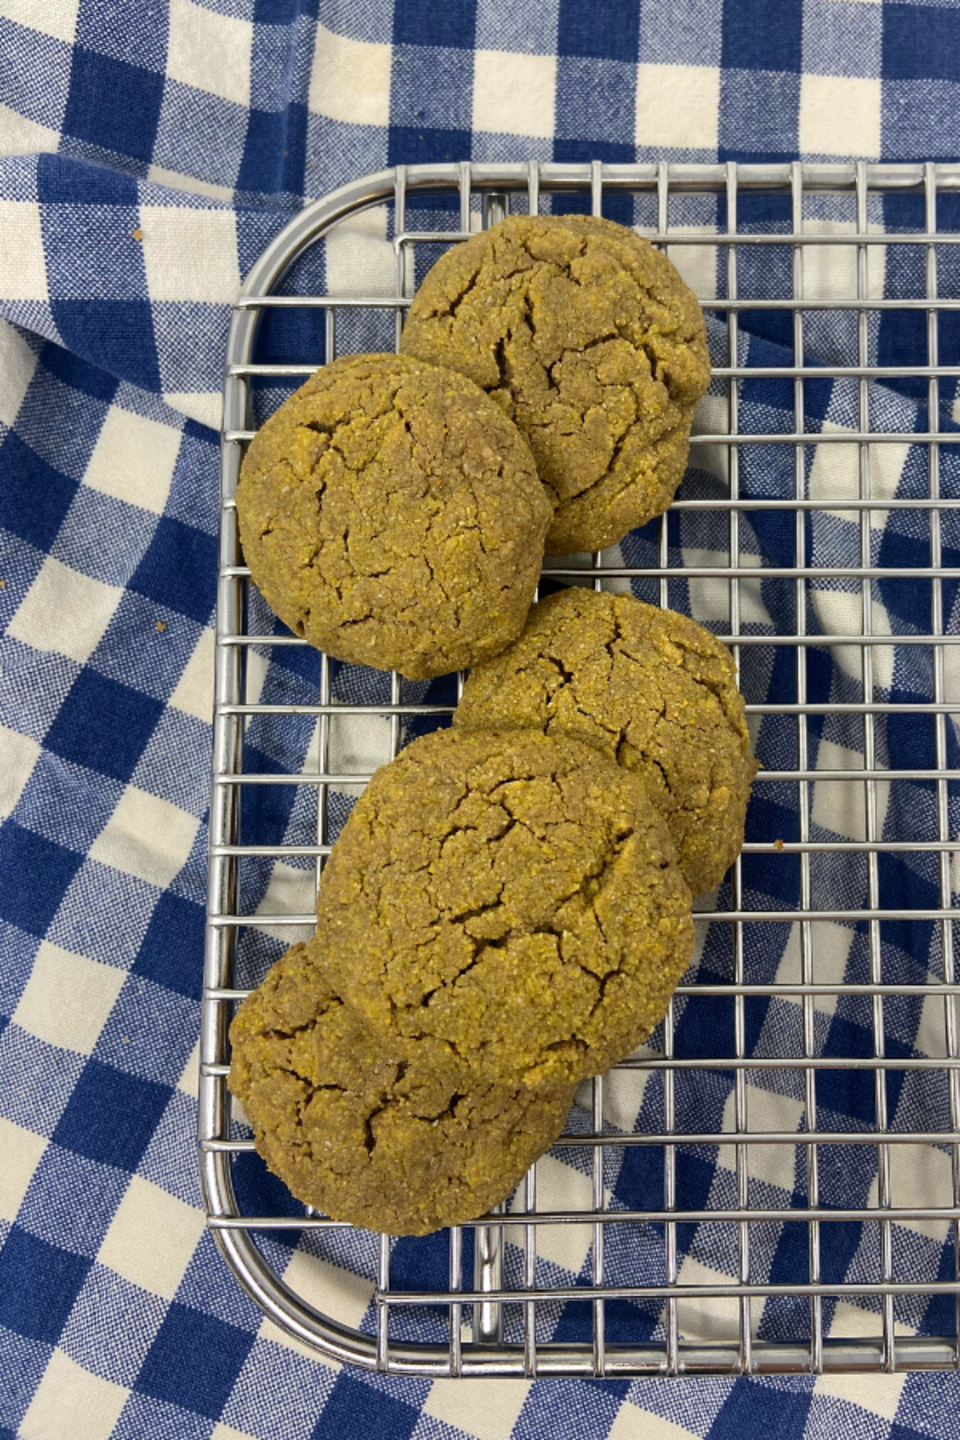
top-left (527, 1154), bottom-right (596, 1273)
top-left (873, 1143), bottom-right (955, 1242)
top-left (147, 165), bottom-right (235, 203)
top-left (666, 233), bottom-right (718, 301)
top-left (0, 723), bottom-right (41, 820)
top-left (169, 625), bottom-right (215, 723)
top-left (720, 1083), bottom-right (805, 1192)
top-left (3, 0), bottom-right (79, 42)
top-left (166, 0), bottom-right (253, 108)
top-left (308, 24), bottom-right (391, 127)
top-left (473, 50), bottom-right (556, 139)
top-left (13, 942), bottom-right (125, 1055)
top-left (84, 404), bottom-right (183, 515)
top-left (636, 65), bottom-right (720, 150)
top-left (90, 785), bottom-right (201, 890)
top-left (178, 1038), bottom-right (200, 1097)
top-left (7, 556), bottom-right (124, 665)
top-left (798, 220), bottom-right (885, 303)
top-left (812, 738), bottom-right (890, 841)
top-left (425, 1377), bottom-right (532, 1440)
top-left (98, 1174), bottom-right (206, 1299)
top-left (160, 390), bottom-right (221, 429)
top-left (325, 207), bottom-right (398, 298)
top-left (253, 860), bottom-right (316, 945)
top-left (800, 74), bottom-right (881, 159)
top-left (19, 1350), bottom-right (129, 1440)
top-left (140, 205), bottom-right (241, 304)
top-left (0, 316), bottom-right (39, 428)
top-left (0, 200), bottom-right (47, 301)
top-left (0, 102), bottom-right (61, 157)
top-left (674, 1254), bottom-right (741, 1342)
top-left (608, 1402), bottom-right (701, 1440)
top-left (257, 1250), bottom-right (368, 1360)
top-left (776, 920), bottom-right (855, 1018)
top-left (0, 1115), bottom-right (47, 1223)
top-left (816, 1302), bottom-right (913, 1417)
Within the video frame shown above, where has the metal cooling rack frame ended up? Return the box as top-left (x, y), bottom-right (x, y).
top-left (202, 159), bottom-right (960, 1377)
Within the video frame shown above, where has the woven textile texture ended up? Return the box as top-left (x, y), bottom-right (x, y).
top-left (2, 1), bottom-right (960, 1437)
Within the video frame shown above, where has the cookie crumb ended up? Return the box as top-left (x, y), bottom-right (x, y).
top-left (156, 620), bottom-right (167, 632)
top-left (132, 228), bottom-right (143, 241)
top-left (0, 578), bottom-right (6, 588)
top-left (773, 838), bottom-right (784, 852)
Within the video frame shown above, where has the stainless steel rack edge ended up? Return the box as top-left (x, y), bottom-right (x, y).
top-left (202, 159), bottom-right (960, 1378)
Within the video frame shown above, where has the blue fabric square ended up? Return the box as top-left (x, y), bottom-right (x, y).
top-left (17, 1146), bottom-right (128, 1259)
top-left (47, 858), bottom-right (160, 969)
top-left (557, 0), bottom-right (637, 63)
top-left (386, 125), bottom-right (473, 168)
top-left (62, 48), bottom-right (163, 164)
top-left (0, 923), bottom-right (40, 1020)
top-left (237, 103), bottom-right (309, 200)
top-left (475, 0), bottom-right (559, 55)
top-left (0, 431), bottom-right (78, 553)
top-left (90, 593), bottom-right (201, 704)
top-left (135, 1301), bottom-right (256, 1418)
top-left (801, 0), bottom-right (881, 79)
top-left (394, 0), bottom-right (476, 50)
top-left (45, 669), bottom-right (163, 783)
top-left (53, 1057), bottom-right (172, 1170)
top-left (0, 21), bottom-right (72, 132)
top-left (153, 81), bottom-right (250, 191)
top-left (53, 486), bottom-right (159, 589)
top-left (128, 515), bottom-right (217, 625)
top-left (721, 0), bottom-right (803, 72)
top-left (0, 1227), bottom-right (91, 1345)
top-left (75, 0), bottom-right (169, 72)
top-left (49, 299), bottom-right (161, 392)
top-left (95, 975), bottom-right (198, 1087)
top-left (882, 79), bottom-right (960, 163)
top-left (12, 753), bottom-right (123, 857)
top-left (390, 45), bottom-right (475, 131)
top-left (223, 1334), bottom-right (336, 1440)
top-left (60, 1263), bottom-right (166, 1388)
top-left (133, 710), bottom-right (211, 820)
top-left (164, 421), bottom-right (218, 536)
top-left (706, 1377), bottom-right (812, 1439)
top-left (638, 0), bottom-right (721, 67)
top-left (316, 0), bottom-right (392, 43)
top-left (718, 68), bottom-right (801, 162)
top-left (0, 1027), bottom-right (86, 1137)
top-left (112, 1391), bottom-right (217, 1440)
top-left (0, 822), bottom-right (83, 939)
top-left (0, 1324), bottom-right (51, 1437)
top-left (314, 1374), bottom-right (419, 1440)
top-left (883, 4), bottom-right (960, 82)
top-left (554, 56), bottom-right (637, 144)
top-left (132, 892), bottom-right (205, 1001)
top-left (13, 363), bottom-right (112, 482)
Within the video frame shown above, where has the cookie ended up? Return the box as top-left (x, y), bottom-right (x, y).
top-left (315, 728), bottom-right (694, 1087)
top-left (236, 352), bottom-right (551, 680)
top-left (400, 214), bottom-right (710, 555)
top-left (455, 588), bottom-right (758, 895)
top-left (228, 942), bottom-right (574, 1235)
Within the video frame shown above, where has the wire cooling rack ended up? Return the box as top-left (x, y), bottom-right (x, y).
top-left (202, 160), bottom-right (960, 1377)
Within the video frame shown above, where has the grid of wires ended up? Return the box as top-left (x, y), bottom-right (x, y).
top-left (202, 160), bottom-right (960, 1377)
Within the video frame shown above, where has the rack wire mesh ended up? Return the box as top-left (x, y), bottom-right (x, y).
top-left (202, 160), bottom-right (960, 1377)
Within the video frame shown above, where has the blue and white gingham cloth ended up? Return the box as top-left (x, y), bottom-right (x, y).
top-left (2, 3), bottom-right (960, 1437)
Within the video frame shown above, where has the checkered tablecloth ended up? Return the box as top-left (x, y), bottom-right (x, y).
top-left (2, 2), bottom-right (960, 1437)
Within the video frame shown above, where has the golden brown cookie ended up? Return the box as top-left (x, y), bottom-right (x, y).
top-left (314, 728), bottom-right (694, 1088)
top-left (400, 214), bottom-right (710, 555)
top-left (455, 588), bottom-right (758, 895)
top-left (236, 352), bottom-right (551, 679)
top-left (228, 942), bottom-right (574, 1235)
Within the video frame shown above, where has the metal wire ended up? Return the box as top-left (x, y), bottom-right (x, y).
top-left (201, 160), bottom-right (960, 1378)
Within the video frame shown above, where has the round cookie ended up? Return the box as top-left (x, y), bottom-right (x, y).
top-left (229, 941), bottom-right (574, 1235)
top-left (400, 214), bottom-right (710, 555)
top-left (236, 352), bottom-right (551, 680)
top-left (455, 588), bottom-right (759, 896)
top-left (315, 728), bottom-right (694, 1088)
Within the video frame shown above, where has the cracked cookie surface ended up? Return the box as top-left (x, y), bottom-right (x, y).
top-left (229, 942), bottom-right (574, 1235)
top-left (455, 588), bottom-right (759, 896)
top-left (400, 214), bottom-right (710, 555)
top-left (315, 728), bottom-right (694, 1087)
top-left (236, 352), bottom-right (551, 680)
